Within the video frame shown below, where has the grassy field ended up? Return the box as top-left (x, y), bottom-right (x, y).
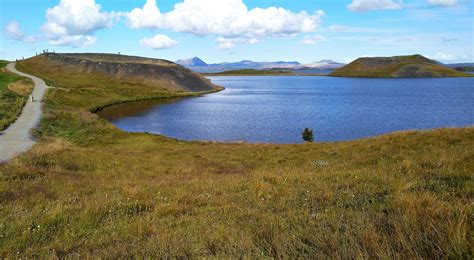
top-left (0, 58), bottom-right (472, 257)
top-left (0, 61), bottom-right (33, 131)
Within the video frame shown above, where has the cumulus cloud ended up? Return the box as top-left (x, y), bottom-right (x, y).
top-left (4, 21), bottom-right (36, 43)
top-left (41, 0), bottom-right (116, 47)
top-left (139, 34), bottom-right (178, 49)
top-left (427, 0), bottom-right (457, 6)
top-left (348, 0), bottom-right (402, 12)
top-left (326, 25), bottom-right (349, 32)
top-left (440, 37), bottom-right (458, 42)
top-left (300, 35), bottom-right (326, 45)
top-left (126, 0), bottom-right (325, 48)
top-left (434, 52), bottom-right (457, 61)
top-left (216, 37), bottom-right (259, 50)
top-left (49, 35), bottom-right (97, 47)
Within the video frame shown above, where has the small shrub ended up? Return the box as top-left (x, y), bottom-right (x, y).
top-left (302, 128), bottom-right (314, 142)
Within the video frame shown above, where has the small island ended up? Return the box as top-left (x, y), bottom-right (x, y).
top-left (330, 54), bottom-right (472, 78)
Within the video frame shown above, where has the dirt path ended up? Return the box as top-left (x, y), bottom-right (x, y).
top-left (0, 63), bottom-right (48, 162)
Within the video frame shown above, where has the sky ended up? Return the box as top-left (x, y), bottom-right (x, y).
top-left (0, 0), bottom-right (473, 64)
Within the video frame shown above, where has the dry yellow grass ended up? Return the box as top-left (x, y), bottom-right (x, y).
top-left (8, 79), bottom-right (33, 96)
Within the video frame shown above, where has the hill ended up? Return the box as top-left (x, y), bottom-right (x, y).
top-left (176, 57), bottom-right (208, 67)
top-left (299, 59), bottom-right (345, 69)
top-left (330, 54), bottom-right (472, 78)
top-left (21, 53), bottom-right (220, 93)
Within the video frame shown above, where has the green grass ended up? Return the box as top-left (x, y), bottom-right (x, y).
top-left (0, 60), bottom-right (33, 130)
top-left (0, 57), bottom-right (472, 257)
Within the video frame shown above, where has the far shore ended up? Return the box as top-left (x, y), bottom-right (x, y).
top-left (202, 72), bottom-right (329, 76)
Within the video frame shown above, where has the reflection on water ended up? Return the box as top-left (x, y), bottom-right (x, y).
top-left (97, 98), bottom-right (187, 121)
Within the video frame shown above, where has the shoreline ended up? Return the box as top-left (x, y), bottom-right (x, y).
top-left (90, 86), bottom-right (224, 113)
top-left (204, 73), bottom-right (474, 78)
top-left (203, 72), bottom-right (328, 77)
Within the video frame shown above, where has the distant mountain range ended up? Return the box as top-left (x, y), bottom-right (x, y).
top-left (299, 60), bottom-right (346, 69)
top-left (446, 62), bottom-right (474, 67)
top-left (176, 57), bottom-right (345, 73)
top-left (176, 57), bottom-right (474, 73)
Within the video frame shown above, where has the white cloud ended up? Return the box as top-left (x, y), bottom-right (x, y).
top-left (4, 21), bottom-right (36, 43)
top-left (49, 35), bottom-right (97, 47)
top-left (344, 57), bottom-right (356, 63)
top-left (126, 0), bottom-right (325, 49)
top-left (5, 21), bottom-right (23, 40)
top-left (216, 37), bottom-right (258, 50)
top-left (323, 25), bottom-right (392, 33)
top-left (326, 25), bottom-right (349, 32)
top-left (41, 0), bottom-right (115, 47)
top-left (434, 52), bottom-right (457, 61)
top-left (300, 35), bottom-right (326, 45)
top-left (348, 0), bottom-right (402, 12)
top-left (140, 34), bottom-right (178, 49)
top-left (427, 0), bottom-right (457, 6)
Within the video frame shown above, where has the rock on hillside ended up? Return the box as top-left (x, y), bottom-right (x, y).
top-left (24, 53), bottom-right (220, 92)
top-left (330, 54), bottom-right (471, 78)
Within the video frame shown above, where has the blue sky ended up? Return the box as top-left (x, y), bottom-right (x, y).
top-left (0, 0), bottom-right (472, 64)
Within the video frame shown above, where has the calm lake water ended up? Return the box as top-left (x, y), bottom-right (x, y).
top-left (98, 76), bottom-right (474, 143)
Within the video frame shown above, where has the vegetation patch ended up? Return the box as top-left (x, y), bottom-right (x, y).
top-left (0, 60), bottom-right (33, 131)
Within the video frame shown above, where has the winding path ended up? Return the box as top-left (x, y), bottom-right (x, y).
top-left (0, 63), bottom-right (48, 162)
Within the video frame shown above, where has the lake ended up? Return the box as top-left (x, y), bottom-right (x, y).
top-left (97, 76), bottom-right (474, 143)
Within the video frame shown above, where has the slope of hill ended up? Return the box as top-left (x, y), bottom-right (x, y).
top-left (330, 54), bottom-right (472, 78)
top-left (20, 53), bottom-right (220, 93)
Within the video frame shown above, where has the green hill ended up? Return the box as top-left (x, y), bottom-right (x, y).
top-left (330, 54), bottom-right (472, 78)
